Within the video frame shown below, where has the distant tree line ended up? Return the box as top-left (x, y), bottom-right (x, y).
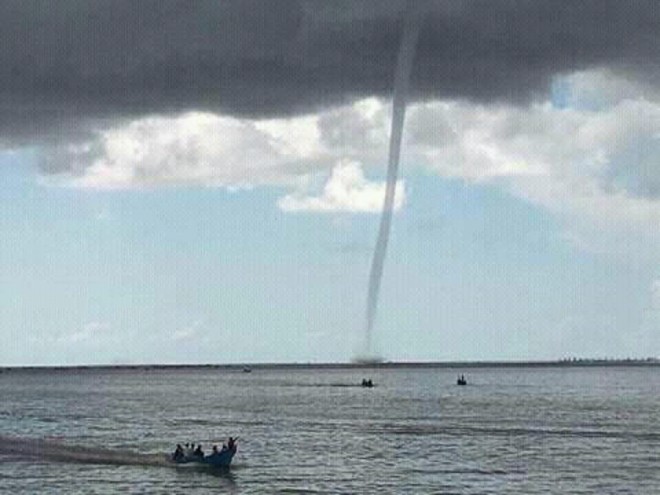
top-left (559, 357), bottom-right (659, 363)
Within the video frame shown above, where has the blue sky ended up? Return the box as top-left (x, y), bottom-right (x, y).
top-left (2, 91), bottom-right (658, 365)
top-left (1, 2), bottom-right (659, 365)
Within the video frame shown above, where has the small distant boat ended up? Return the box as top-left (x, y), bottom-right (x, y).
top-left (242, 366), bottom-right (252, 373)
top-left (457, 375), bottom-right (467, 386)
top-left (361, 378), bottom-right (374, 388)
top-left (171, 442), bottom-right (237, 468)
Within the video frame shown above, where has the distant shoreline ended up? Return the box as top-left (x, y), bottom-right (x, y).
top-left (2, 358), bottom-right (659, 372)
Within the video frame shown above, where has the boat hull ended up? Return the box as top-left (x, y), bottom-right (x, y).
top-left (172, 449), bottom-right (235, 468)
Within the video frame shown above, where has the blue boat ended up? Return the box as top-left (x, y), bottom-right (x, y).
top-left (171, 442), bottom-right (237, 468)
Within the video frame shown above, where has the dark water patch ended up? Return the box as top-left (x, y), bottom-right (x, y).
top-left (371, 423), bottom-right (660, 441)
top-left (234, 380), bottom-right (373, 389)
top-left (294, 383), bottom-right (372, 388)
top-left (0, 435), bottom-right (170, 468)
top-left (403, 466), bottom-right (518, 476)
top-left (276, 489), bottom-right (324, 494)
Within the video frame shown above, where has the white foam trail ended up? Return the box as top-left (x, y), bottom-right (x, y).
top-left (364, 4), bottom-right (422, 357)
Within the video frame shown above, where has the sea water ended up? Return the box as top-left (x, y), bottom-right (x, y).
top-left (1, 365), bottom-right (658, 494)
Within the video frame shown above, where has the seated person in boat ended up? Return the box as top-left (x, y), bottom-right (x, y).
top-left (194, 444), bottom-right (204, 457)
top-left (172, 444), bottom-right (184, 461)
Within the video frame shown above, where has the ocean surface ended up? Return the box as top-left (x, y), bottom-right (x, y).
top-left (1, 365), bottom-right (658, 494)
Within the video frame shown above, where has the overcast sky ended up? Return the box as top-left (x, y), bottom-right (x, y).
top-left (1, 1), bottom-right (659, 365)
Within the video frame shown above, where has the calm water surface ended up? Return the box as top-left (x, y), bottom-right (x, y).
top-left (0, 366), bottom-right (658, 494)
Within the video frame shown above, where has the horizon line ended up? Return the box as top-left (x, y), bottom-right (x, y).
top-left (2, 357), bottom-right (659, 371)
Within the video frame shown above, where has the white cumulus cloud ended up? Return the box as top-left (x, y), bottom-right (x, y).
top-left (651, 279), bottom-right (660, 310)
top-left (47, 112), bottom-right (330, 190)
top-left (28, 321), bottom-right (112, 346)
top-left (35, 69), bottom-right (660, 256)
top-left (171, 321), bottom-right (204, 342)
top-left (277, 160), bottom-right (405, 213)
top-left (402, 74), bottom-right (660, 257)
top-left (61, 321), bottom-right (110, 344)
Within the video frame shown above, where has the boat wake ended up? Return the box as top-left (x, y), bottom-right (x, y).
top-left (0, 435), bottom-right (171, 468)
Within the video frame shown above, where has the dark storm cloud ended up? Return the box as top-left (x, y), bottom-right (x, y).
top-left (1, 0), bottom-right (659, 145)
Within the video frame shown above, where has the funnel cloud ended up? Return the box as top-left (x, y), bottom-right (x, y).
top-left (363, 4), bottom-right (422, 358)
